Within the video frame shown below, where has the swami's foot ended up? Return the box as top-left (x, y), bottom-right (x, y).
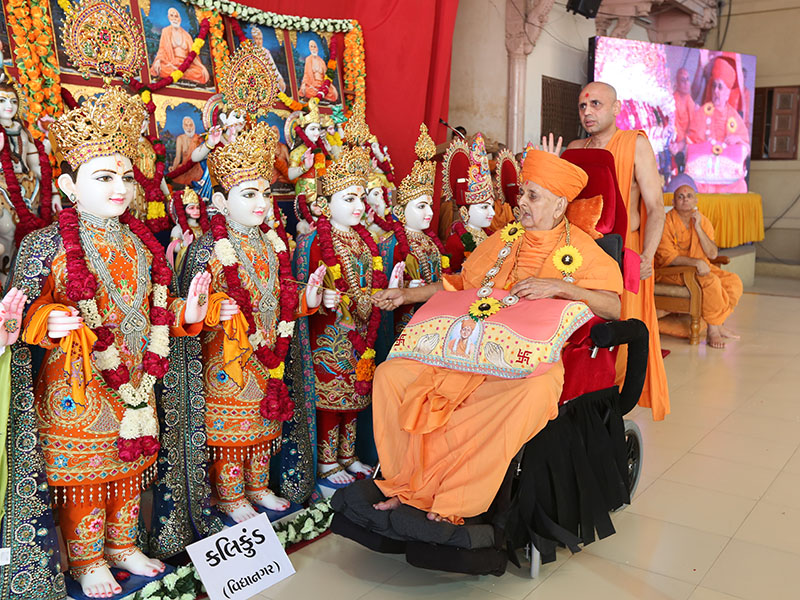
top-left (373, 496), bottom-right (401, 511)
top-left (318, 462), bottom-right (355, 485)
top-left (246, 490), bottom-right (291, 511)
top-left (342, 459), bottom-right (374, 477)
top-left (720, 325), bottom-right (740, 339)
top-left (427, 511), bottom-right (445, 522)
top-left (707, 325), bottom-right (727, 349)
top-left (105, 547), bottom-right (165, 578)
top-left (218, 499), bottom-right (259, 523)
top-left (75, 564), bottom-right (121, 598)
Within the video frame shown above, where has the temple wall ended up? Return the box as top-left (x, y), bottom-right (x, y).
top-left (448, 0), bottom-right (647, 151)
top-left (710, 0), bottom-right (800, 263)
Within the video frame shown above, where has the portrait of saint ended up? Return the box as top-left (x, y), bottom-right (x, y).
top-left (141, 0), bottom-right (216, 90)
top-left (241, 23), bottom-right (289, 95)
top-left (294, 32), bottom-right (340, 105)
top-left (158, 101), bottom-right (205, 187)
top-left (444, 317), bottom-right (482, 361)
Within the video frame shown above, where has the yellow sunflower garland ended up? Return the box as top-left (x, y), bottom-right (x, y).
top-left (468, 297), bottom-right (503, 322)
top-left (500, 221), bottom-right (525, 244)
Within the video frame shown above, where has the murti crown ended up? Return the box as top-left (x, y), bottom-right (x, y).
top-left (49, 85), bottom-right (148, 169)
top-left (297, 98), bottom-right (322, 127)
top-left (218, 39), bottom-right (280, 118)
top-left (320, 145), bottom-right (371, 197)
top-left (396, 123), bottom-right (436, 208)
top-left (207, 120), bottom-right (278, 192)
top-left (59, 0), bottom-right (145, 81)
top-left (342, 100), bottom-right (371, 147)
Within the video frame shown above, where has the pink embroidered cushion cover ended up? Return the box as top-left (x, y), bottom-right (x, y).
top-left (387, 289), bottom-right (593, 379)
top-left (686, 142), bottom-right (747, 185)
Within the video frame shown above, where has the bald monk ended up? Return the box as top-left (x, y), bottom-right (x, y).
top-left (566, 81), bottom-right (669, 421)
top-left (369, 148), bottom-right (623, 524)
top-left (656, 175), bottom-right (742, 348)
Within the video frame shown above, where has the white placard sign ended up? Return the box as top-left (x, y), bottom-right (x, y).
top-left (186, 513), bottom-right (295, 600)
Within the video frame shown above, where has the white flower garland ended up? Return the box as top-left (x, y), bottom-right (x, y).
top-left (78, 283), bottom-right (170, 443)
top-left (266, 228), bottom-right (286, 253)
top-left (277, 320), bottom-right (295, 338)
top-left (214, 238), bottom-right (238, 267)
top-left (185, 0), bottom-right (353, 32)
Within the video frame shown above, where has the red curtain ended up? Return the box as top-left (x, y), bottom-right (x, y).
top-left (245, 0), bottom-right (460, 184)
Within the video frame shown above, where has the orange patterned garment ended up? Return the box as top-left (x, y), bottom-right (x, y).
top-left (23, 218), bottom-right (199, 490)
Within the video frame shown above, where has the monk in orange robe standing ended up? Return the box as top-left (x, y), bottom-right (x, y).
top-left (567, 81), bottom-right (670, 421)
top-left (369, 149), bottom-right (623, 524)
top-left (656, 174), bottom-right (742, 348)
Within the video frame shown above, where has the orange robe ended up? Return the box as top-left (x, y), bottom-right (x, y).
top-left (299, 53), bottom-right (338, 102)
top-left (489, 199), bottom-right (514, 232)
top-left (686, 103), bottom-right (749, 193)
top-left (655, 210), bottom-right (742, 325)
top-left (605, 129), bottom-right (670, 421)
top-left (373, 221), bottom-right (623, 523)
top-left (673, 92), bottom-right (695, 144)
top-left (150, 25), bottom-right (209, 84)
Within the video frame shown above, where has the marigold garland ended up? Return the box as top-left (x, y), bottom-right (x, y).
top-left (210, 210), bottom-right (298, 421)
top-left (343, 21), bottom-right (365, 116)
top-left (0, 128), bottom-right (48, 244)
top-left (133, 135), bottom-right (169, 233)
top-left (198, 9), bottom-right (230, 80)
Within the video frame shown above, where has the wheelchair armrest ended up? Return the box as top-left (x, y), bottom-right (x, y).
top-left (590, 319), bottom-right (649, 415)
top-left (655, 265), bottom-right (697, 277)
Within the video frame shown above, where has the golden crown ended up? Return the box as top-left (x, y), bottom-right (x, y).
top-left (49, 85), bottom-right (147, 169)
top-left (320, 145), bottom-right (371, 197)
top-left (60, 0), bottom-right (145, 81)
top-left (297, 97), bottom-right (322, 127)
top-left (396, 124), bottom-right (436, 208)
top-left (207, 120), bottom-right (278, 192)
top-left (342, 99), bottom-right (371, 146)
top-left (219, 39), bottom-right (280, 118)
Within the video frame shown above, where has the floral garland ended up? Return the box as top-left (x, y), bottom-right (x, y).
top-left (184, 0), bottom-right (353, 32)
top-left (9, 0), bottom-right (63, 134)
top-left (36, 138), bottom-right (54, 223)
top-left (315, 215), bottom-right (387, 394)
top-left (274, 498), bottom-right (334, 547)
top-left (173, 188), bottom-right (211, 237)
top-left (368, 145), bottom-right (394, 183)
top-left (453, 220), bottom-right (477, 253)
top-left (210, 211), bottom-right (297, 421)
top-left (59, 207), bottom-right (174, 462)
top-left (343, 21), bottom-right (365, 115)
top-left (129, 565), bottom-right (204, 600)
top-left (0, 129), bottom-right (48, 244)
top-left (133, 135), bottom-right (169, 233)
top-left (198, 8), bottom-right (229, 79)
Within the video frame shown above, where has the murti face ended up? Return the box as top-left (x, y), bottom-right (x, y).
top-left (185, 202), bottom-right (201, 219)
top-left (305, 122), bottom-right (322, 144)
top-left (0, 91), bottom-right (18, 123)
top-left (329, 184), bottom-right (366, 229)
top-left (365, 187), bottom-right (386, 218)
top-left (467, 201), bottom-right (495, 229)
top-left (404, 195), bottom-right (433, 232)
top-left (517, 180), bottom-right (564, 231)
top-left (223, 178), bottom-right (272, 227)
top-left (66, 154), bottom-right (136, 219)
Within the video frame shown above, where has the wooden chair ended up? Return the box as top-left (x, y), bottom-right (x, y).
top-left (654, 256), bottom-right (730, 345)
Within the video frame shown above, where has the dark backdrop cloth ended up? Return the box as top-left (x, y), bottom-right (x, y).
top-left (247, 0), bottom-right (459, 223)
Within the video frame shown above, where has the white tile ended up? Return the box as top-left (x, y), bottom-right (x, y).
top-left (661, 452), bottom-right (779, 500)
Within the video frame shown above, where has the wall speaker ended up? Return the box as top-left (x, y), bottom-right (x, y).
top-left (566, 0), bottom-right (603, 18)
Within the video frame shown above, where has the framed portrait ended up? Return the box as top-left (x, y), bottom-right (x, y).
top-left (443, 317), bottom-right (483, 361)
top-left (292, 31), bottom-right (341, 107)
top-left (236, 22), bottom-right (291, 97)
top-left (141, 0), bottom-right (216, 91)
top-left (257, 110), bottom-right (294, 195)
top-left (0, 4), bottom-right (13, 71)
top-left (155, 97), bottom-right (206, 187)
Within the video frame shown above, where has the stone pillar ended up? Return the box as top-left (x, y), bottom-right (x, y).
top-left (505, 0), bottom-right (555, 152)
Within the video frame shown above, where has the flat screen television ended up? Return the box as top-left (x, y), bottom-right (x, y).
top-left (589, 36), bottom-right (757, 193)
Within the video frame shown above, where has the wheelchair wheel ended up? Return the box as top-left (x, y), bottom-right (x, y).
top-left (623, 419), bottom-right (643, 500)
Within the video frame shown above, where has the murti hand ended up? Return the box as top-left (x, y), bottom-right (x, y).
top-left (207, 126), bottom-right (223, 148)
top-left (305, 265), bottom-right (326, 309)
top-left (181, 229), bottom-right (194, 248)
top-left (302, 149), bottom-right (315, 171)
top-left (321, 288), bottom-right (341, 310)
top-left (47, 307), bottom-right (82, 339)
top-left (219, 299), bottom-right (240, 322)
top-left (184, 271), bottom-right (212, 324)
top-left (0, 287), bottom-right (27, 347)
top-left (388, 261), bottom-right (405, 289)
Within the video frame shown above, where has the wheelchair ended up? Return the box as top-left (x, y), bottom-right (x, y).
top-left (329, 147), bottom-right (646, 577)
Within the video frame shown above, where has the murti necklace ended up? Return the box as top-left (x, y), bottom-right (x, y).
top-left (78, 212), bottom-right (149, 352)
top-left (227, 219), bottom-right (279, 318)
top-left (406, 229), bottom-right (440, 284)
top-left (330, 226), bottom-right (373, 321)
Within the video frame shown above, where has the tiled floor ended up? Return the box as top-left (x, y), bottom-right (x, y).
top-left (258, 287), bottom-right (800, 600)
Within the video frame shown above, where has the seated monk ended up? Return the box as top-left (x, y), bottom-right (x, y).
top-left (370, 149), bottom-right (623, 524)
top-left (656, 174), bottom-right (742, 349)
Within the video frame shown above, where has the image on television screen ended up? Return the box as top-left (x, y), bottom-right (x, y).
top-left (590, 36), bottom-right (757, 193)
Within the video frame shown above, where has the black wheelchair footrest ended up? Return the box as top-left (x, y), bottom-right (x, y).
top-left (330, 512), bottom-right (407, 554)
top-left (405, 541), bottom-right (507, 577)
